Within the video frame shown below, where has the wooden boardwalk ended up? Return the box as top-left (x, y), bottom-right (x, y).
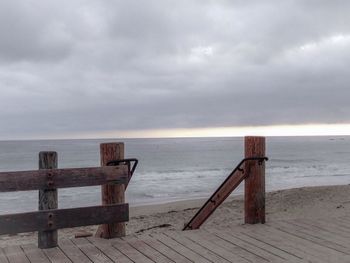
top-left (1, 215), bottom-right (350, 263)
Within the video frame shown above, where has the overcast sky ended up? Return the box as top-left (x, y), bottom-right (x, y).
top-left (1, 0), bottom-right (349, 139)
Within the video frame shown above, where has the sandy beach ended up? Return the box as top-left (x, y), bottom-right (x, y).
top-left (1, 184), bottom-right (350, 246)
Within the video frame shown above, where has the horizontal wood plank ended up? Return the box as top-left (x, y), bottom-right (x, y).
top-left (0, 204), bottom-right (129, 235)
top-left (0, 165), bottom-right (128, 192)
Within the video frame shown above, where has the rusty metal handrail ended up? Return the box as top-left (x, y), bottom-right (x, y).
top-left (183, 156), bottom-right (268, 230)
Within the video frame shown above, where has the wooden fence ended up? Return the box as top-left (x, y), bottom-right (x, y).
top-left (0, 142), bottom-right (130, 249)
top-left (0, 138), bottom-right (267, 249)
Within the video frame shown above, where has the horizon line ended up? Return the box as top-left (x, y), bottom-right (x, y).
top-left (2, 123), bottom-right (350, 141)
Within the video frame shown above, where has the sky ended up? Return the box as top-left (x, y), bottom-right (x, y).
top-left (1, 0), bottom-right (350, 140)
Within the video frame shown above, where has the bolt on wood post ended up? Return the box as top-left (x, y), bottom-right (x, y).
top-left (96, 142), bottom-right (126, 238)
top-left (38, 151), bottom-right (58, 248)
top-left (244, 136), bottom-right (266, 224)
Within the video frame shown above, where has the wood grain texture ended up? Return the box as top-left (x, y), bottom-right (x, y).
top-left (42, 247), bottom-right (71, 263)
top-left (71, 238), bottom-right (113, 263)
top-left (122, 236), bottom-right (173, 263)
top-left (58, 239), bottom-right (92, 263)
top-left (3, 246), bottom-right (30, 263)
top-left (0, 165), bottom-right (128, 192)
top-left (165, 231), bottom-right (230, 263)
top-left (111, 239), bottom-right (155, 263)
top-left (3, 215), bottom-right (350, 262)
top-left (152, 233), bottom-right (212, 263)
top-left (38, 151), bottom-right (58, 249)
top-left (181, 231), bottom-right (248, 263)
top-left (244, 137), bottom-right (266, 224)
top-left (21, 244), bottom-right (50, 263)
top-left (87, 237), bottom-right (133, 263)
top-left (139, 235), bottom-right (192, 263)
top-left (0, 204), bottom-right (129, 235)
top-left (97, 142), bottom-right (126, 238)
top-left (0, 248), bottom-right (8, 263)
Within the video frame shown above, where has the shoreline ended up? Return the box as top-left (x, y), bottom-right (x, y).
top-left (127, 179), bottom-right (350, 209)
top-left (128, 181), bottom-right (350, 213)
top-left (1, 184), bottom-right (350, 246)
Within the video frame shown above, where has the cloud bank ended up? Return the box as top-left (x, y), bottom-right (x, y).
top-left (0, 0), bottom-right (349, 138)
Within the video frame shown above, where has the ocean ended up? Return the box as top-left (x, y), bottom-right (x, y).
top-left (0, 136), bottom-right (350, 214)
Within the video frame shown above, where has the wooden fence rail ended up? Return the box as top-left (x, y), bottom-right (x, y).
top-left (0, 166), bottom-right (128, 192)
top-left (0, 204), bottom-right (128, 235)
top-left (0, 144), bottom-right (132, 249)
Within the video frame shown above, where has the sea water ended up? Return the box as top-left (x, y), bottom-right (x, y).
top-left (0, 136), bottom-right (349, 214)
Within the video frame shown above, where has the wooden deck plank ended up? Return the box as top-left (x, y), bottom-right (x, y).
top-left (258, 224), bottom-right (348, 260)
top-left (207, 229), bottom-right (288, 262)
top-left (0, 248), bottom-right (9, 263)
top-left (300, 218), bottom-right (350, 237)
top-left (111, 238), bottom-right (155, 263)
top-left (310, 218), bottom-right (350, 236)
top-left (151, 233), bottom-right (212, 263)
top-left (0, 165), bottom-right (128, 192)
top-left (331, 216), bottom-right (350, 226)
top-left (0, 204), bottom-right (129, 236)
top-left (244, 224), bottom-right (350, 262)
top-left (59, 239), bottom-right (93, 263)
top-left (231, 231), bottom-right (299, 261)
top-left (3, 246), bottom-right (30, 263)
top-left (240, 226), bottom-right (325, 262)
top-left (288, 219), bottom-right (350, 247)
top-left (21, 244), bottom-right (50, 263)
top-left (3, 215), bottom-right (350, 263)
top-left (122, 236), bottom-right (173, 263)
top-left (164, 231), bottom-right (230, 263)
top-left (181, 230), bottom-right (249, 263)
top-left (325, 217), bottom-right (350, 230)
top-left (42, 247), bottom-right (71, 263)
top-left (211, 228), bottom-right (301, 261)
top-left (87, 238), bottom-right (133, 263)
top-left (186, 230), bottom-right (266, 263)
top-left (271, 221), bottom-right (350, 255)
top-left (71, 238), bottom-right (112, 263)
top-left (139, 235), bottom-right (192, 263)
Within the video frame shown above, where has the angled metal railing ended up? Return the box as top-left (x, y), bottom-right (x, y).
top-left (183, 157), bottom-right (268, 230)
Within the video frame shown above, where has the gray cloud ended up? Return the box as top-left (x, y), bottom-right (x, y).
top-left (0, 0), bottom-right (350, 138)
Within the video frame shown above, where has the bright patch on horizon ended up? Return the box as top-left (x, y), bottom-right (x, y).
top-left (117, 124), bottom-right (350, 138)
top-left (41, 123), bottom-right (350, 140)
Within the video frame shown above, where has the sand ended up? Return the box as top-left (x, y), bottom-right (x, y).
top-left (1, 184), bottom-right (350, 246)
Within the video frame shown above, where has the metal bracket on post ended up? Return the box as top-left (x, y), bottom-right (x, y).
top-left (243, 157), bottom-right (268, 178)
top-left (106, 158), bottom-right (138, 185)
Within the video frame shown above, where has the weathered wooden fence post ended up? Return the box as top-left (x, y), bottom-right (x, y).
top-left (38, 151), bottom-right (58, 248)
top-left (96, 142), bottom-right (126, 238)
top-left (244, 136), bottom-right (266, 224)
